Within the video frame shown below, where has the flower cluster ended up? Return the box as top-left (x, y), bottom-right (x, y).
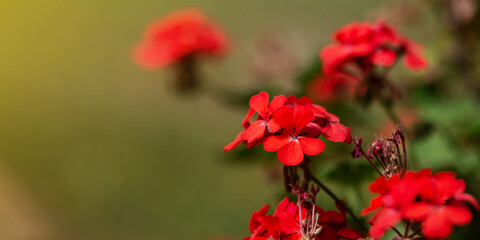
top-left (133, 8), bottom-right (227, 69)
top-left (224, 92), bottom-right (351, 166)
top-left (362, 169), bottom-right (479, 239)
top-left (244, 187), bottom-right (364, 240)
top-left (320, 20), bottom-right (427, 75)
top-left (313, 20), bottom-right (428, 103)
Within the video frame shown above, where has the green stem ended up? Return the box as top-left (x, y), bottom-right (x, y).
top-left (408, 228), bottom-right (421, 238)
top-left (310, 175), bottom-right (368, 233)
top-left (404, 220), bottom-right (411, 237)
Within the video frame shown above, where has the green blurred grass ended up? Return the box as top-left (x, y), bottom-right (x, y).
top-left (0, 0), bottom-right (381, 239)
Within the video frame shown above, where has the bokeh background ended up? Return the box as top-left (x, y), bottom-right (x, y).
top-left (1, 0), bottom-right (479, 239)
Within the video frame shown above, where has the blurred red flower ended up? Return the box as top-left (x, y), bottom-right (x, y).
top-left (320, 20), bottom-right (427, 75)
top-left (362, 169), bottom-right (479, 239)
top-left (133, 8), bottom-right (227, 69)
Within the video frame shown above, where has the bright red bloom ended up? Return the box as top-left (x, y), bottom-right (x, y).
top-left (224, 92), bottom-right (351, 166)
top-left (223, 91), bottom-right (286, 152)
top-left (284, 96), bottom-right (352, 144)
top-left (362, 169), bottom-right (479, 239)
top-left (263, 105), bottom-right (325, 165)
top-left (133, 8), bottom-right (227, 69)
top-left (244, 197), bottom-right (303, 240)
top-left (241, 92), bottom-right (287, 143)
top-left (319, 20), bottom-right (427, 75)
top-left (244, 197), bottom-right (364, 240)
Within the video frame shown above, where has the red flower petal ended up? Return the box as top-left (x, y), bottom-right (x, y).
top-left (433, 174), bottom-right (464, 203)
top-left (350, 43), bottom-right (375, 56)
top-left (368, 175), bottom-right (388, 194)
top-left (277, 215), bottom-right (300, 235)
top-left (433, 171), bottom-right (456, 179)
top-left (326, 112), bottom-right (340, 122)
top-left (296, 96), bottom-right (313, 105)
top-left (361, 196), bottom-right (383, 216)
top-left (337, 227), bottom-right (365, 239)
top-left (403, 41), bottom-right (427, 70)
top-left (300, 122), bottom-right (321, 138)
top-left (277, 140), bottom-right (304, 166)
top-left (249, 204), bottom-right (269, 232)
top-left (326, 210), bottom-right (345, 223)
top-left (307, 104), bottom-right (329, 118)
top-left (249, 92), bottom-right (269, 118)
top-left (320, 44), bottom-right (351, 74)
top-left (403, 202), bottom-right (433, 221)
top-left (368, 208), bottom-right (401, 238)
top-left (317, 224), bottom-right (339, 240)
top-left (273, 197), bottom-right (291, 216)
top-left (261, 216), bottom-right (282, 238)
top-left (267, 95), bottom-right (287, 115)
top-left (293, 105), bottom-right (314, 135)
top-left (272, 106), bottom-right (295, 134)
top-left (322, 122), bottom-right (351, 143)
top-left (370, 48), bottom-right (397, 66)
top-left (242, 108), bottom-right (256, 128)
top-left (334, 22), bottom-right (373, 43)
top-left (422, 208), bottom-right (452, 239)
top-left (263, 134), bottom-right (291, 152)
top-left (445, 205), bottom-right (472, 225)
top-left (242, 120), bottom-right (266, 143)
top-left (134, 42), bottom-right (174, 69)
top-left (297, 137), bottom-right (325, 155)
top-left (455, 193), bottom-right (480, 211)
top-left (266, 120), bottom-right (282, 133)
top-left (134, 9), bottom-right (227, 69)
top-left (224, 131), bottom-right (243, 152)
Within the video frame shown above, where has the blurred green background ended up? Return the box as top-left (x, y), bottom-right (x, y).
top-left (0, 0), bottom-right (454, 239)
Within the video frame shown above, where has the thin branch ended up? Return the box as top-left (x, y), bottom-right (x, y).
top-left (353, 140), bottom-right (383, 176)
top-left (404, 220), bottom-right (411, 237)
top-left (408, 228), bottom-right (421, 238)
top-left (391, 226), bottom-right (403, 236)
top-left (310, 175), bottom-right (368, 233)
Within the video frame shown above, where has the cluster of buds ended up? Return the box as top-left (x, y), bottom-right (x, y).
top-left (352, 125), bottom-right (406, 178)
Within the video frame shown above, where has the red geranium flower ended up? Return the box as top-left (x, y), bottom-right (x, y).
top-left (402, 172), bottom-right (480, 239)
top-left (319, 20), bottom-right (427, 75)
top-left (263, 105), bottom-right (325, 165)
top-left (244, 197), bottom-right (303, 240)
top-left (241, 92), bottom-right (287, 143)
top-left (244, 194), bottom-right (364, 240)
top-left (223, 91), bottom-right (286, 152)
top-left (133, 8), bottom-right (227, 69)
top-left (224, 92), bottom-right (351, 166)
top-left (284, 96), bottom-right (352, 144)
top-left (362, 169), bottom-right (479, 239)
